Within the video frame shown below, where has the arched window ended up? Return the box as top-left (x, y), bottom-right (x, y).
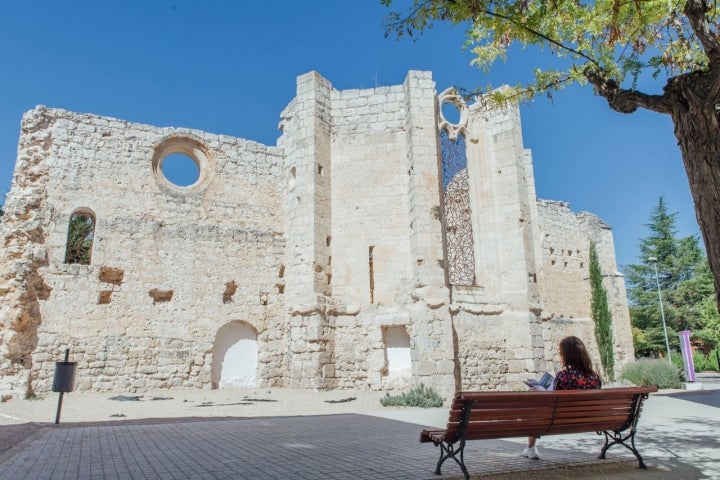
top-left (437, 88), bottom-right (476, 286)
top-left (64, 210), bottom-right (95, 265)
top-left (440, 129), bottom-right (476, 285)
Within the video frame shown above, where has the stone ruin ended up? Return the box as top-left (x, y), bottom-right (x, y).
top-left (0, 71), bottom-right (634, 397)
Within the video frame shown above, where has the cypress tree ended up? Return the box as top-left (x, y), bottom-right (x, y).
top-left (590, 243), bottom-right (614, 380)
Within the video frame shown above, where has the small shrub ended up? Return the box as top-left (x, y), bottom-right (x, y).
top-left (694, 349), bottom-right (720, 372)
top-left (620, 358), bottom-right (683, 389)
top-left (670, 352), bottom-right (686, 373)
top-left (670, 350), bottom-right (719, 373)
top-left (380, 384), bottom-right (444, 408)
top-left (692, 351), bottom-right (709, 372)
top-left (709, 349), bottom-right (720, 371)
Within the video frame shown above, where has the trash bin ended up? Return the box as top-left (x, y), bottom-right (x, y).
top-left (52, 361), bottom-right (77, 392)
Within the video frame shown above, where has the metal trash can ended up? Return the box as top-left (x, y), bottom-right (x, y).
top-left (52, 361), bottom-right (77, 393)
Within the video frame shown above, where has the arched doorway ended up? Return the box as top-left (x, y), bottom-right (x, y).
top-left (211, 321), bottom-right (258, 388)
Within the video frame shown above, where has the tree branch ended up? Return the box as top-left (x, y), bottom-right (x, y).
top-left (383, 3), bottom-right (427, 37)
top-left (684, 0), bottom-right (720, 67)
top-left (479, 9), bottom-right (602, 69)
top-left (584, 67), bottom-right (672, 114)
top-left (461, 74), bottom-right (576, 104)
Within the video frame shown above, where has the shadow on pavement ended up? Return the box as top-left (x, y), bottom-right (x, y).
top-left (665, 389), bottom-right (720, 408)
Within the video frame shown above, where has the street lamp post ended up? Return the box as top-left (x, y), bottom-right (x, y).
top-left (648, 257), bottom-right (672, 363)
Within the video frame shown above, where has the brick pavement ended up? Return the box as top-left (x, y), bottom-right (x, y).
top-left (0, 414), bottom-right (639, 480)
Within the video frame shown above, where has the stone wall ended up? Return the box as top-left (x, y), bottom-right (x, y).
top-left (535, 199), bottom-right (634, 375)
top-left (0, 70), bottom-right (634, 398)
top-left (0, 107), bottom-right (286, 394)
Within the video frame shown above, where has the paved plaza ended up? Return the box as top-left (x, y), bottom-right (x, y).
top-left (0, 414), bottom-right (646, 480)
top-left (1, 376), bottom-right (718, 479)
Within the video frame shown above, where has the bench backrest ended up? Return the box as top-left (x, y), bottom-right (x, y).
top-left (441, 387), bottom-right (656, 443)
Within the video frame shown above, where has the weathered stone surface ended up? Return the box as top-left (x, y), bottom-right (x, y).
top-left (0, 71), bottom-right (634, 398)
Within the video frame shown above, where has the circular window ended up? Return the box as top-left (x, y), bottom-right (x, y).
top-left (151, 135), bottom-right (213, 193)
top-left (441, 101), bottom-right (462, 125)
top-left (161, 152), bottom-right (200, 187)
top-left (437, 87), bottom-right (469, 140)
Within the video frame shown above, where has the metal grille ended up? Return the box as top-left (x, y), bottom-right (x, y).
top-left (440, 129), bottom-right (476, 285)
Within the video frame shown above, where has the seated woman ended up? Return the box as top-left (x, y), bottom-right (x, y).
top-left (523, 335), bottom-right (602, 459)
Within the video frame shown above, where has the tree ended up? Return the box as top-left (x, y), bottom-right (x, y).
top-left (624, 197), bottom-right (716, 354)
top-left (590, 243), bottom-right (614, 380)
top-left (698, 295), bottom-right (720, 346)
top-left (382, 0), bottom-right (720, 308)
top-left (680, 262), bottom-right (720, 346)
top-left (625, 197), bottom-right (703, 328)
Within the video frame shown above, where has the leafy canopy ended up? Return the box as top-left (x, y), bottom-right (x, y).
top-left (382, 0), bottom-right (714, 103)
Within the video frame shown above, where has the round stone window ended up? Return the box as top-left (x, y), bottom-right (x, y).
top-left (437, 87), bottom-right (469, 140)
top-left (151, 135), bottom-right (213, 193)
top-left (161, 152), bottom-right (200, 186)
top-left (441, 101), bottom-right (462, 125)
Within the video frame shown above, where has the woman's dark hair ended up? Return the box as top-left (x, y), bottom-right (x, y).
top-left (559, 336), bottom-right (595, 375)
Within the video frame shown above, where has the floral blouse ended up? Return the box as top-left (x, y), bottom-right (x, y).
top-left (553, 366), bottom-right (602, 390)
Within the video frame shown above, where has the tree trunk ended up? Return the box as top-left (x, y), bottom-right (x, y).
top-left (585, 64), bottom-right (720, 312)
top-left (668, 71), bottom-right (720, 312)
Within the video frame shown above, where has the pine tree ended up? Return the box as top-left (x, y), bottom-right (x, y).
top-left (624, 197), bottom-right (712, 355)
top-left (590, 243), bottom-right (614, 380)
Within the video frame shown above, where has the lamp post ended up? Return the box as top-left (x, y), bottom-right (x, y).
top-left (648, 257), bottom-right (672, 363)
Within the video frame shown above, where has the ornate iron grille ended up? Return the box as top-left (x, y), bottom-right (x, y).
top-left (440, 129), bottom-right (476, 285)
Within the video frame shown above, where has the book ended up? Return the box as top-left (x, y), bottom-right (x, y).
top-left (524, 372), bottom-right (554, 391)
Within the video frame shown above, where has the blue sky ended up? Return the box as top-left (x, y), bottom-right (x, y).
top-left (0, 1), bottom-right (700, 269)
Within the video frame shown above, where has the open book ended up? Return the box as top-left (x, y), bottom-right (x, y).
top-left (524, 372), bottom-right (554, 391)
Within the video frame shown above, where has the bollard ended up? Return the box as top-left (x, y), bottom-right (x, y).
top-left (52, 349), bottom-right (77, 424)
top-left (678, 331), bottom-right (696, 382)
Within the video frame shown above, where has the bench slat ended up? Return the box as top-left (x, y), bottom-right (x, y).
top-left (466, 410), bottom-right (555, 421)
top-left (449, 406), bottom-right (553, 421)
top-left (557, 403), bottom-right (632, 415)
top-left (554, 402), bottom-right (633, 411)
top-left (553, 414), bottom-right (630, 424)
top-left (466, 420), bottom-right (552, 434)
top-left (557, 397), bottom-right (635, 407)
top-left (462, 427), bottom-right (549, 439)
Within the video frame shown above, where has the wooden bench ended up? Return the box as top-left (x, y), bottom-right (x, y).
top-left (420, 386), bottom-right (657, 479)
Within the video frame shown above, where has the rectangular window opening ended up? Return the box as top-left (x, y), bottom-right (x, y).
top-left (369, 245), bottom-right (375, 304)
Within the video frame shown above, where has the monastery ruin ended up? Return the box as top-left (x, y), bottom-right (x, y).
top-left (0, 71), bottom-right (634, 397)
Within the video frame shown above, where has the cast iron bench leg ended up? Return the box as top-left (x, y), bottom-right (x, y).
top-left (598, 429), bottom-right (647, 469)
top-left (433, 439), bottom-right (469, 480)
